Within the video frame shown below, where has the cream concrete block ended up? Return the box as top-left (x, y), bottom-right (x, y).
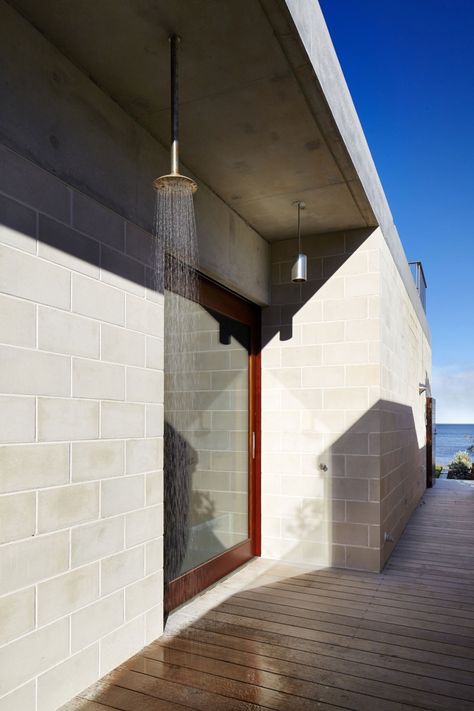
top-left (280, 345), bottom-right (322, 367)
top-left (0, 618), bottom-right (69, 697)
top-left (73, 358), bottom-right (125, 401)
top-left (345, 273), bottom-right (380, 297)
top-left (145, 538), bottom-right (163, 575)
top-left (0, 192), bottom-right (36, 254)
top-left (0, 442), bottom-right (69, 493)
top-left (38, 482), bottom-right (99, 533)
top-left (0, 492), bottom-right (35, 543)
top-left (369, 295), bottom-right (380, 318)
top-left (102, 475), bottom-right (145, 517)
top-left (302, 365), bottom-right (345, 387)
top-left (346, 365), bottom-right (380, 387)
top-left (0, 294), bottom-right (35, 347)
top-left (262, 516), bottom-right (281, 537)
top-left (37, 563), bottom-right (99, 626)
top-left (38, 306), bottom-right (100, 358)
top-left (333, 522), bottom-right (369, 546)
top-left (347, 501), bottom-right (380, 525)
top-left (332, 477), bottom-right (369, 502)
top-left (101, 546), bottom-right (145, 596)
top-left (73, 192), bottom-right (124, 250)
top-left (126, 505), bottom-right (163, 547)
top-left (100, 616), bottom-right (144, 676)
top-left (346, 545), bottom-right (380, 572)
top-left (323, 342), bottom-right (368, 365)
top-left (127, 367), bottom-right (163, 403)
top-left (262, 411), bottom-right (299, 433)
top-left (126, 438), bottom-right (163, 475)
top-left (125, 571), bottom-right (162, 620)
top-left (0, 682), bottom-right (35, 711)
top-left (38, 397), bottom-right (99, 441)
top-left (346, 455), bottom-right (380, 479)
top-left (0, 243), bottom-right (70, 309)
top-left (71, 591), bottom-right (124, 653)
top-left (345, 318), bottom-right (379, 342)
top-left (37, 644), bottom-right (99, 711)
top-left (72, 273), bottom-right (124, 325)
top-left (281, 430), bottom-right (324, 454)
top-left (72, 440), bottom-right (124, 482)
top-left (145, 336), bottom-right (164, 370)
top-left (262, 390), bottom-right (281, 415)
top-left (0, 395), bottom-right (35, 443)
top-left (261, 472), bottom-right (281, 494)
top-left (126, 294), bottom-right (163, 336)
top-left (281, 475), bottom-right (325, 498)
top-left (292, 299), bottom-right (322, 324)
top-left (145, 403), bottom-right (164, 437)
top-left (262, 367), bottom-right (301, 390)
top-left (146, 471), bottom-right (163, 505)
top-left (0, 531), bottom-right (68, 595)
top-left (0, 345), bottom-right (70, 396)
top-left (301, 321), bottom-right (345, 345)
top-left (301, 409), bottom-right (346, 433)
top-left (281, 387), bottom-right (323, 411)
top-left (101, 401), bottom-right (145, 439)
top-left (72, 517), bottom-right (124, 568)
top-left (261, 347), bottom-right (281, 368)
top-left (38, 231), bottom-right (99, 281)
top-left (145, 604), bottom-right (164, 644)
top-left (262, 494), bottom-right (302, 518)
top-left (323, 387), bottom-right (368, 410)
top-left (101, 324), bottom-right (145, 367)
top-left (340, 250), bottom-right (368, 275)
top-left (324, 297), bottom-right (367, 321)
top-left (332, 432), bottom-right (369, 456)
top-left (0, 588), bottom-right (35, 646)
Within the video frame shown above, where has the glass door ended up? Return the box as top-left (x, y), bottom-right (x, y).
top-left (164, 272), bottom-right (260, 612)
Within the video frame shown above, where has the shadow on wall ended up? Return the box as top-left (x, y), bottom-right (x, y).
top-left (265, 400), bottom-right (426, 573)
top-left (0, 154), bottom-right (164, 298)
top-left (261, 227), bottom-right (376, 347)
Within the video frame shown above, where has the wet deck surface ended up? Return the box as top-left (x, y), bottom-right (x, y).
top-left (64, 479), bottom-right (474, 711)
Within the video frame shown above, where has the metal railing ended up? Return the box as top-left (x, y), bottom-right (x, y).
top-left (409, 261), bottom-right (427, 311)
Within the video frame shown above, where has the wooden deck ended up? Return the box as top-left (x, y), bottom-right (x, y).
top-left (65, 479), bottom-right (474, 711)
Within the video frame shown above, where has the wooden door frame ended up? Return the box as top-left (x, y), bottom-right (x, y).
top-left (164, 266), bottom-right (261, 613)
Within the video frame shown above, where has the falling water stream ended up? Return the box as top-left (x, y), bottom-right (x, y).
top-left (153, 180), bottom-right (199, 608)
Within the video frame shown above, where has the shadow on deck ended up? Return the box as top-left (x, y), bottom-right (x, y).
top-left (64, 479), bottom-right (474, 711)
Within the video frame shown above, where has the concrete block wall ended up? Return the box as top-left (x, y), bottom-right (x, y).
top-left (0, 145), bottom-right (164, 711)
top-left (261, 226), bottom-right (430, 572)
top-left (378, 237), bottom-right (431, 567)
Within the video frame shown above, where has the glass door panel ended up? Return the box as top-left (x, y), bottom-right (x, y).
top-left (164, 275), bottom-right (259, 610)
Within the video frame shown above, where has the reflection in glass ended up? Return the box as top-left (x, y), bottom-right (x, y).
top-left (164, 289), bottom-right (249, 582)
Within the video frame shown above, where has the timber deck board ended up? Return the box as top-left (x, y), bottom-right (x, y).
top-left (63, 479), bottom-right (474, 711)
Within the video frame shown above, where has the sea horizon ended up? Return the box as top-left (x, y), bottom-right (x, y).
top-left (436, 423), bottom-right (474, 465)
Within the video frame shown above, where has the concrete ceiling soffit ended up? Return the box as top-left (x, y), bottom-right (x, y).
top-left (259, 0), bottom-right (378, 230)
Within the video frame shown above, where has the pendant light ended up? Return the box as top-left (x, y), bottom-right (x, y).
top-left (291, 200), bottom-right (307, 283)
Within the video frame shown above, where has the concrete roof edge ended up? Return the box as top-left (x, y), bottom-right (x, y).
top-left (279, 0), bottom-right (430, 340)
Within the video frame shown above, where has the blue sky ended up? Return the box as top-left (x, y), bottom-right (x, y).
top-left (319, 0), bottom-right (474, 422)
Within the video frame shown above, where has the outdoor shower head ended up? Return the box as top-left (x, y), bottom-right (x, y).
top-left (153, 173), bottom-right (197, 192)
top-left (153, 34), bottom-right (198, 193)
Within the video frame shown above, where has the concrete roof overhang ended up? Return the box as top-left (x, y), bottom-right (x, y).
top-left (8, 0), bottom-right (379, 242)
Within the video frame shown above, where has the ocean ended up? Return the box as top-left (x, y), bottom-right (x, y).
top-left (436, 424), bottom-right (474, 465)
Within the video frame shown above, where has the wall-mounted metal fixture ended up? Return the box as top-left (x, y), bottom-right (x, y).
top-left (291, 200), bottom-right (307, 283)
top-left (419, 382), bottom-right (428, 395)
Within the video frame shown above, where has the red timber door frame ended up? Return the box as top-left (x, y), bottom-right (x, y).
top-left (165, 268), bottom-right (261, 613)
top-left (426, 396), bottom-right (436, 488)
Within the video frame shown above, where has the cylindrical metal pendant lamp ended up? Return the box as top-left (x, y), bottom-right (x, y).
top-left (291, 200), bottom-right (307, 283)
